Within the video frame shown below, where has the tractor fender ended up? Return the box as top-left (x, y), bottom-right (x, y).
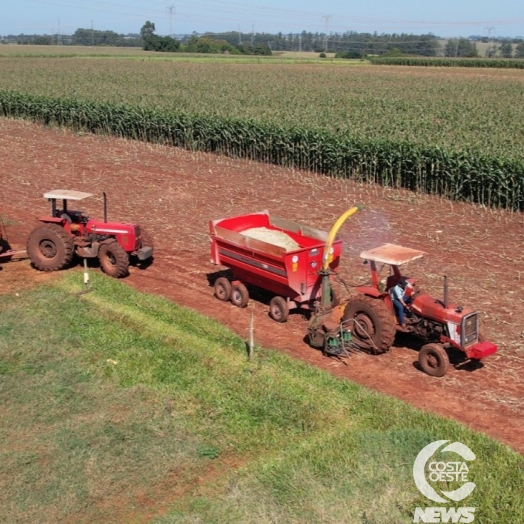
top-left (39, 216), bottom-right (64, 224)
top-left (355, 286), bottom-right (395, 316)
top-left (355, 286), bottom-right (383, 298)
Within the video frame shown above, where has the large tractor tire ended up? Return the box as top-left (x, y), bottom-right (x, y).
top-left (342, 295), bottom-right (396, 354)
top-left (26, 224), bottom-right (74, 272)
top-left (418, 343), bottom-right (449, 377)
top-left (99, 239), bottom-right (129, 278)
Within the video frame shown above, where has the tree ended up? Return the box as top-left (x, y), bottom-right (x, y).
top-left (445, 38), bottom-right (478, 58)
top-left (140, 21), bottom-right (179, 52)
top-left (515, 41), bottom-right (524, 58)
top-left (335, 50), bottom-right (363, 59)
top-left (140, 21), bottom-right (155, 42)
top-left (500, 42), bottom-right (513, 58)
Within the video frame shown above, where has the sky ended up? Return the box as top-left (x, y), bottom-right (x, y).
top-left (2, 0), bottom-right (524, 39)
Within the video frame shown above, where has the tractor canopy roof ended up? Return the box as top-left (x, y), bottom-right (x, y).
top-left (44, 190), bottom-right (93, 201)
top-left (360, 243), bottom-right (426, 266)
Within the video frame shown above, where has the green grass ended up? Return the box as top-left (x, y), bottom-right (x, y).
top-left (0, 272), bottom-right (523, 523)
top-left (0, 45), bottom-right (347, 64)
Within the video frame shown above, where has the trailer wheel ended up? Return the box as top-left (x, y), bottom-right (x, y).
top-left (26, 224), bottom-right (74, 271)
top-left (214, 277), bottom-right (232, 301)
top-left (342, 296), bottom-right (395, 354)
top-left (99, 239), bottom-right (129, 278)
top-left (418, 343), bottom-right (449, 377)
top-left (230, 282), bottom-right (249, 308)
top-left (269, 296), bottom-right (289, 323)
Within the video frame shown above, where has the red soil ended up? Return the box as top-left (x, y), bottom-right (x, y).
top-left (2, 118), bottom-right (524, 456)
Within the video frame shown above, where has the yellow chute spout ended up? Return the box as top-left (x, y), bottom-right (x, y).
top-left (320, 205), bottom-right (362, 308)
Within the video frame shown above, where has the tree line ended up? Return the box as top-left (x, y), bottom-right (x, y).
top-left (3, 24), bottom-right (524, 58)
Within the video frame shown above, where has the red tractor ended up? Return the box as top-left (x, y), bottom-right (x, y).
top-left (26, 190), bottom-right (153, 278)
top-left (341, 243), bottom-right (497, 376)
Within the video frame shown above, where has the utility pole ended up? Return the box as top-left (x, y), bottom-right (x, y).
top-left (91, 20), bottom-right (94, 46)
top-left (322, 14), bottom-right (331, 52)
top-left (485, 26), bottom-right (495, 39)
top-left (238, 25), bottom-right (242, 45)
top-left (167, 5), bottom-right (175, 36)
top-left (251, 24), bottom-right (254, 46)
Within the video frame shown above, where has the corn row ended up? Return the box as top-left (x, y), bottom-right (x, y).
top-left (1, 90), bottom-right (523, 210)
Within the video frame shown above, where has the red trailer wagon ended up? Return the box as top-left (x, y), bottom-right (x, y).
top-left (209, 210), bottom-right (342, 322)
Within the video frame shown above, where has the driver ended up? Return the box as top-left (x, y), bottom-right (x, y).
top-left (390, 277), bottom-right (412, 331)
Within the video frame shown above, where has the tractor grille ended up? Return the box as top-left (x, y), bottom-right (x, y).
top-left (462, 313), bottom-right (479, 347)
top-left (134, 226), bottom-right (141, 248)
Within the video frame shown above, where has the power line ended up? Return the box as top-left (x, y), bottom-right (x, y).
top-left (5, 0), bottom-right (524, 37)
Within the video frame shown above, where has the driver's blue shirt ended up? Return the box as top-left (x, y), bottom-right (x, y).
top-left (390, 283), bottom-right (405, 302)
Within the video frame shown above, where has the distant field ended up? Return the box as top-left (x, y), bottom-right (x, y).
top-left (0, 44), bottom-right (340, 63)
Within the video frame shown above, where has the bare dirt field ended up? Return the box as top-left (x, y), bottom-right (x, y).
top-left (2, 118), bottom-right (524, 453)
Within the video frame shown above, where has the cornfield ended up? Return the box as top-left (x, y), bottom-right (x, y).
top-left (369, 56), bottom-right (524, 69)
top-left (1, 57), bottom-right (524, 210)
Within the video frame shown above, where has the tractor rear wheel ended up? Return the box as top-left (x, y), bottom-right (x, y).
top-left (230, 282), bottom-right (249, 308)
top-left (99, 240), bottom-right (129, 278)
top-left (214, 277), bottom-right (232, 301)
top-left (269, 296), bottom-right (289, 323)
top-left (342, 295), bottom-right (396, 354)
top-left (418, 343), bottom-right (449, 377)
top-left (26, 224), bottom-right (74, 271)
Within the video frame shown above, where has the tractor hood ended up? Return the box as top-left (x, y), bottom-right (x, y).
top-left (411, 293), bottom-right (474, 323)
top-left (86, 219), bottom-right (140, 252)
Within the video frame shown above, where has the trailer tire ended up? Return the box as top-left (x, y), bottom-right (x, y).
top-left (99, 239), bottom-right (129, 278)
top-left (269, 296), bottom-right (289, 323)
top-left (214, 277), bottom-right (232, 301)
top-left (230, 282), bottom-right (249, 308)
top-left (342, 296), bottom-right (395, 354)
top-left (26, 224), bottom-right (74, 271)
top-left (418, 343), bottom-right (449, 377)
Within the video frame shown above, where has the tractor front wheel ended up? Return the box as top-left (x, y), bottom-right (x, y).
top-left (418, 343), bottom-right (449, 377)
top-left (230, 282), bottom-right (249, 308)
top-left (214, 277), bottom-right (232, 301)
top-left (269, 296), bottom-right (289, 323)
top-left (99, 240), bottom-right (129, 278)
top-left (26, 224), bottom-right (74, 271)
top-left (342, 295), bottom-right (395, 354)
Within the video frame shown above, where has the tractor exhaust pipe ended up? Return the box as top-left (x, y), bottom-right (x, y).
top-left (103, 192), bottom-right (107, 223)
top-left (443, 275), bottom-right (448, 309)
